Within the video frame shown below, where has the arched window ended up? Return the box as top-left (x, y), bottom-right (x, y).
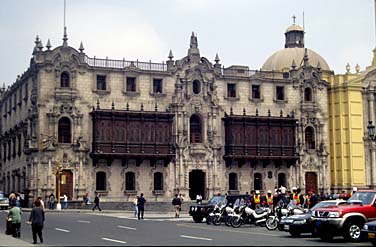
top-left (154, 172), bottom-right (163, 191)
top-left (304, 87), bottom-right (312, 102)
top-left (305, 126), bottom-right (315, 149)
top-left (229, 173), bottom-right (238, 191)
top-left (96, 172), bottom-right (106, 191)
top-left (60, 71), bottom-right (70, 88)
top-left (192, 80), bottom-right (201, 94)
top-left (278, 173), bottom-right (286, 188)
top-left (254, 173), bottom-right (262, 191)
top-left (125, 172), bottom-right (136, 191)
top-left (190, 114), bottom-right (202, 143)
top-left (58, 117), bottom-right (71, 143)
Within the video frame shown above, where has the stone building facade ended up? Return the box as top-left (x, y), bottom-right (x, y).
top-left (0, 23), bottom-right (332, 202)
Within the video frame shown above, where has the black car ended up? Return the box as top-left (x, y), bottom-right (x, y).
top-left (189, 194), bottom-right (249, 223)
top-left (279, 200), bottom-right (346, 237)
top-left (362, 220), bottom-right (376, 246)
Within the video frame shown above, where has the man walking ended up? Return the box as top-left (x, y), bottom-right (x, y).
top-left (172, 194), bottom-right (182, 218)
top-left (137, 193), bottom-right (146, 220)
top-left (92, 192), bottom-right (102, 211)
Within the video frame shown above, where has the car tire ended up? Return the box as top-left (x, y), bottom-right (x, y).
top-left (371, 239), bottom-right (376, 246)
top-left (193, 215), bottom-right (203, 223)
top-left (319, 231), bottom-right (333, 241)
top-left (343, 220), bottom-right (363, 242)
top-left (289, 229), bottom-right (301, 237)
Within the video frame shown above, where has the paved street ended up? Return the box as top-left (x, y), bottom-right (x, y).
top-left (0, 210), bottom-right (372, 246)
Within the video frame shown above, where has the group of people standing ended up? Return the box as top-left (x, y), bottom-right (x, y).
top-left (7, 197), bottom-right (45, 244)
top-left (230, 186), bottom-right (319, 211)
top-left (133, 193), bottom-right (147, 219)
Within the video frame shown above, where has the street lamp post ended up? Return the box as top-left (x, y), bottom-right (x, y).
top-left (368, 121), bottom-right (375, 140)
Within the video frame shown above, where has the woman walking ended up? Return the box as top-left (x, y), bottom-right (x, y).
top-left (27, 200), bottom-right (45, 244)
top-left (8, 202), bottom-right (22, 238)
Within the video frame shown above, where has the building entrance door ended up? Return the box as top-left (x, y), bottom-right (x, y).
top-left (305, 172), bottom-right (318, 193)
top-left (56, 170), bottom-right (73, 200)
top-left (189, 170), bottom-right (205, 200)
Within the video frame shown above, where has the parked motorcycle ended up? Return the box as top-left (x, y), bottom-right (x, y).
top-left (212, 204), bottom-right (228, 226)
top-left (206, 204), bottom-right (221, 224)
top-left (231, 205), bottom-right (271, 228)
top-left (265, 205), bottom-right (290, 230)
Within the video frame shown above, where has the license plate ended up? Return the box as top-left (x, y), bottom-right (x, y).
top-left (284, 225), bottom-right (290, 230)
top-left (369, 233), bottom-right (376, 239)
top-left (316, 221), bottom-right (321, 228)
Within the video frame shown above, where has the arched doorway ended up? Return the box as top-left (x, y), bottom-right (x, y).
top-left (57, 170), bottom-right (73, 200)
top-left (189, 170), bottom-right (205, 200)
top-left (305, 172), bottom-right (318, 193)
top-left (254, 173), bottom-right (263, 191)
top-left (278, 173), bottom-right (286, 188)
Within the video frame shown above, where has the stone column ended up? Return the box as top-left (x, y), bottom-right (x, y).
top-left (372, 146), bottom-right (376, 188)
top-left (369, 93), bottom-right (375, 124)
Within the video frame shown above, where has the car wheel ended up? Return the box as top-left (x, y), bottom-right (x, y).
top-left (289, 229), bottom-right (301, 237)
top-left (371, 239), bottom-right (376, 246)
top-left (193, 215), bottom-right (203, 223)
top-left (343, 220), bottom-right (363, 242)
top-left (319, 231), bottom-right (333, 241)
top-left (206, 216), bottom-right (212, 225)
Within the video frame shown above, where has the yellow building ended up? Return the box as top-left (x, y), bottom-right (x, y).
top-left (328, 63), bottom-right (366, 192)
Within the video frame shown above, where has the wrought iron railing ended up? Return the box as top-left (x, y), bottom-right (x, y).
top-left (84, 56), bottom-right (168, 72)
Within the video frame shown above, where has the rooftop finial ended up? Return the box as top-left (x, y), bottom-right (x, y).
top-left (215, 53), bottom-right (220, 64)
top-left (291, 59), bottom-right (297, 69)
top-left (303, 48), bottom-right (309, 66)
top-left (63, 26), bottom-right (68, 46)
top-left (292, 15), bottom-right (296, 24)
top-left (355, 63), bottom-right (360, 73)
top-left (79, 41), bottom-right (85, 53)
top-left (46, 39), bottom-right (52, 50)
top-left (37, 40), bottom-right (44, 51)
top-left (346, 62), bottom-right (351, 73)
top-left (190, 32), bottom-right (198, 49)
top-left (168, 49), bottom-right (174, 60)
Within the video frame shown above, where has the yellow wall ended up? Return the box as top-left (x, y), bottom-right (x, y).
top-left (328, 74), bottom-right (365, 189)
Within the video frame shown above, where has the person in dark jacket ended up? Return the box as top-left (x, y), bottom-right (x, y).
top-left (92, 192), bottom-right (102, 211)
top-left (172, 194), bottom-right (182, 218)
top-left (28, 199), bottom-right (45, 244)
top-left (137, 193), bottom-right (146, 220)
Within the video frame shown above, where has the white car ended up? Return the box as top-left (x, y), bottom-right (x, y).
top-left (0, 191), bottom-right (9, 210)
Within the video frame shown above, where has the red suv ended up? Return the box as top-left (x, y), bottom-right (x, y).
top-left (312, 190), bottom-right (376, 242)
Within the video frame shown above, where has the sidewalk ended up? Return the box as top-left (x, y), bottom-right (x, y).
top-left (0, 234), bottom-right (32, 246)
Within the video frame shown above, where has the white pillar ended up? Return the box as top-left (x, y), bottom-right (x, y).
top-left (369, 93), bottom-right (375, 123)
top-left (372, 147), bottom-right (376, 187)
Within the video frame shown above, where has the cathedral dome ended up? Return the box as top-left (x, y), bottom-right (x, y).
top-left (262, 47), bottom-right (330, 71)
top-left (285, 24), bottom-right (304, 33)
top-left (262, 20), bottom-right (330, 72)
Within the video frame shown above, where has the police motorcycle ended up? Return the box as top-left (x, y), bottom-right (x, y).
top-left (211, 204), bottom-right (229, 226)
top-left (206, 203), bottom-right (221, 225)
top-left (265, 203), bottom-right (290, 230)
top-left (276, 201), bottom-right (305, 231)
top-left (231, 204), bottom-right (271, 228)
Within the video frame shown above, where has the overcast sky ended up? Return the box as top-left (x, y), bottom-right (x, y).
top-left (0, 0), bottom-right (374, 86)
